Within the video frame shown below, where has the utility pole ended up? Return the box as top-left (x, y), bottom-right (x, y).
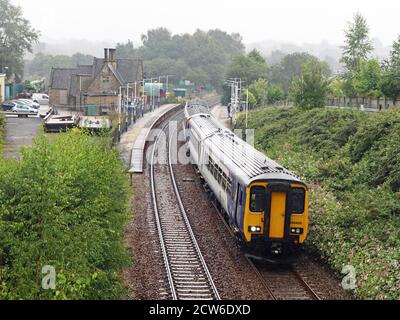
top-left (226, 78), bottom-right (243, 129)
top-left (246, 88), bottom-right (249, 130)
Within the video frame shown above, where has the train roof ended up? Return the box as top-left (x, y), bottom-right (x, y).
top-left (185, 102), bottom-right (211, 119)
top-left (186, 105), bottom-right (302, 186)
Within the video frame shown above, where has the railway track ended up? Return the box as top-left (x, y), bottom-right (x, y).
top-left (150, 112), bottom-right (220, 301)
top-left (246, 257), bottom-right (322, 300)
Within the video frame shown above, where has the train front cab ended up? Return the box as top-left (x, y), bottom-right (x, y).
top-left (242, 181), bottom-right (309, 259)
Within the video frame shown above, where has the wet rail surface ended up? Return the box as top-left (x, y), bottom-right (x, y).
top-left (150, 112), bottom-right (220, 300)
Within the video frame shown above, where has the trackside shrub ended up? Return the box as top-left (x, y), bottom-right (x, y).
top-left (238, 107), bottom-right (400, 299)
top-left (0, 131), bottom-right (130, 300)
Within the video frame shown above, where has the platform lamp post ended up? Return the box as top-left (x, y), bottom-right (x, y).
top-left (126, 83), bottom-right (131, 127)
top-left (118, 86), bottom-right (122, 141)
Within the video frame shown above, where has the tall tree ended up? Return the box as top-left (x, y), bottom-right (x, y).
top-left (115, 40), bottom-right (137, 59)
top-left (226, 49), bottom-right (269, 85)
top-left (249, 79), bottom-right (269, 107)
top-left (341, 13), bottom-right (373, 73)
top-left (270, 52), bottom-right (331, 91)
top-left (380, 35), bottom-right (400, 103)
top-left (352, 59), bottom-right (382, 97)
top-left (0, 0), bottom-right (39, 80)
top-left (289, 60), bottom-right (331, 109)
top-left (116, 28), bottom-right (244, 89)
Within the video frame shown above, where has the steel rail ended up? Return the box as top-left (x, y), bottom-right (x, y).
top-left (150, 111), bottom-right (220, 300)
top-left (169, 119), bottom-right (221, 300)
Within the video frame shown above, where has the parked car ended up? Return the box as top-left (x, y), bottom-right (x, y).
top-left (12, 104), bottom-right (39, 114)
top-left (17, 99), bottom-right (40, 109)
top-left (32, 93), bottom-right (49, 105)
top-left (2, 101), bottom-right (16, 111)
top-left (2, 100), bottom-right (28, 112)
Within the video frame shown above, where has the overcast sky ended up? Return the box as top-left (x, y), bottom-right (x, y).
top-left (11, 0), bottom-right (400, 46)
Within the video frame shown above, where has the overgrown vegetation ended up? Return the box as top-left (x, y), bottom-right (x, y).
top-left (0, 131), bottom-right (130, 300)
top-left (238, 107), bottom-right (400, 299)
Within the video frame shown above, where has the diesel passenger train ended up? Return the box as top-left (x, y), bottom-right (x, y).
top-left (185, 102), bottom-right (309, 259)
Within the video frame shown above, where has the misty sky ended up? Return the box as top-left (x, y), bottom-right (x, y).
top-left (11, 0), bottom-right (400, 46)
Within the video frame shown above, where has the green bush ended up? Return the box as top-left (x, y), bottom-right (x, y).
top-left (238, 106), bottom-right (400, 299)
top-left (0, 131), bottom-right (130, 300)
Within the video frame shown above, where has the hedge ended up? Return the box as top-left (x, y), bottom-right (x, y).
top-left (0, 131), bottom-right (130, 300)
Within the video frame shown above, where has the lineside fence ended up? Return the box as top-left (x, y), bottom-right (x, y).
top-left (327, 96), bottom-right (400, 110)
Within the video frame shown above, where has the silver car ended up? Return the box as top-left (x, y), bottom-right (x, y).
top-left (12, 103), bottom-right (39, 114)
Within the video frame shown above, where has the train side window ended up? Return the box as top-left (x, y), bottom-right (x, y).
top-left (250, 186), bottom-right (266, 213)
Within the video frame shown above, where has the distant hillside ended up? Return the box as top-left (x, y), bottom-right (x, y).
top-left (247, 38), bottom-right (391, 73)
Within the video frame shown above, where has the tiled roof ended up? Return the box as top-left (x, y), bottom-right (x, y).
top-left (49, 68), bottom-right (76, 90)
top-left (49, 55), bottom-right (143, 95)
top-left (117, 59), bottom-right (142, 84)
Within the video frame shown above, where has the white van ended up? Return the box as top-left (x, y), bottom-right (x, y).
top-left (32, 93), bottom-right (49, 105)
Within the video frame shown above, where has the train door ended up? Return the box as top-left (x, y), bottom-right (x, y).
top-left (266, 183), bottom-right (290, 240)
top-left (235, 184), bottom-right (245, 229)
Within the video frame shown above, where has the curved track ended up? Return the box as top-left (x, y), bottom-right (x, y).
top-left (150, 112), bottom-right (220, 301)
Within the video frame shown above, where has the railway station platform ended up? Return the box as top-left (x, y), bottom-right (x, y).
top-left (118, 104), bottom-right (181, 172)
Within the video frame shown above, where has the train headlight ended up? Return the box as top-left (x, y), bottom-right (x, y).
top-left (291, 228), bottom-right (304, 235)
top-left (249, 226), bottom-right (262, 233)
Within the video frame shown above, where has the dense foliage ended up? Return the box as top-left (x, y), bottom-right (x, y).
top-left (289, 60), bottom-right (331, 109)
top-left (381, 36), bottom-right (400, 103)
top-left (334, 14), bottom-right (399, 102)
top-left (270, 52), bottom-right (331, 92)
top-left (116, 28), bottom-right (245, 89)
top-left (238, 107), bottom-right (400, 299)
top-left (0, 0), bottom-right (39, 80)
top-left (0, 131), bottom-right (130, 299)
top-left (225, 49), bottom-right (331, 107)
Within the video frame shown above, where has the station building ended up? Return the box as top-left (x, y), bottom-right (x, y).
top-left (49, 48), bottom-right (144, 113)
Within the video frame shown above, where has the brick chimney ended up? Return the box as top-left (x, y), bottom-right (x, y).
top-left (104, 48), bottom-right (109, 61)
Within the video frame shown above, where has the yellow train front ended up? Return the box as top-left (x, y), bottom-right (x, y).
top-left (239, 178), bottom-right (309, 260)
top-left (185, 103), bottom-right (309, 261)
